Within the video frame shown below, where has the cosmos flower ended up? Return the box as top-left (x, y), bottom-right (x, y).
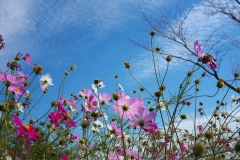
top-left (119, 84), bottom-right (124, 91)
top-left (98, 93), bottom-right (111, 105)
top-left (112, 92), bottom-right (140, 119)
top-left (129, 107), bottom-right (157, 130)
top-left (24, 53), bottom-right (31, 65)
top-left (49, 111), bottom-right (62, 127)
top-left (13, 115), bottom-right (39, 141)
top-left (39, 73), bottom-right (53, 91)
top-left (194, 40), bottom-right (218, 70)
top-left (8, 84), bottom-right (27, 98)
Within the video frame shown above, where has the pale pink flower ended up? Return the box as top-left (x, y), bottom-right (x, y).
top-left (194, 40), bottom-right (218, 70)
top-left (129, 107), bottom-right (156, 130)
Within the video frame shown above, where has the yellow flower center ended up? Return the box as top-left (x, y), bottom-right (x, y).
top-left (23, 124), bottom-right (30, 131)
top-left (66, 113), bottom-right (71, 118)
top-left (14, 87), bottom-right (19, 92)
top-left (89, 102), bottom-right (93, 108)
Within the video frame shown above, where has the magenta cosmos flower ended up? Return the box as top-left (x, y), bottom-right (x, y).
top-left (13, 115), bottom-right (39, 141)
top-left (113, 92), bottom-right (141, 119)
top-left (129, 107), bottom-right (157, 130)
top-left (194, 40), bottom-right (218, 70)
top-left (49, 110), bottom-right (62, 127)
top-left (98, 93), bottom-right (111, 105)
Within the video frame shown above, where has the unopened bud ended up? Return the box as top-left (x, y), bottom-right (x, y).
top-left (112, 92), bottom-right (120, 101)
top-left (149, 30), bottom-right (156, 36)
top-left (124, 61), bottom-right (131, 69)
top-left (33, 65), bottom-right (43, 75)
top-left (217, 79), bottom-right (224, 88)
top-left (70, 65), bottom-right (77, 71)
top-left (166, 55), bottom-right (172, 62)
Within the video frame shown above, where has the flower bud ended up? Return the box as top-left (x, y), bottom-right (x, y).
top-left (187, 71), bottom-right (193, 76)
top-left (149, 30), bottom-right (156, 36)
top-left (234, 72), bottom-right (239, 78)
top-left (194, 79), bottom-right (200, 84)
top-left (70, 65), bottom-right (77, 71)
top-left (159, 85), bottom-right (166, 91)
top-left (155, 47), bottom-right (161, 52)
top-left (217, 79), bottom-right (224, 88)
top-left (166, 55), bottom-right (172, 62)
top-left (140, 87), bottom-right (145, 92)
top-left (112, 92), bottom-right (120, 101)
top-left (124, 61), bottom-right (130, 69)
top-left (204, 131), bottom-right (213, 140)
top-left (180, 114), bottom-right (187, 119)
top-left (115, 74), bottom-right (118, 78)
top-left (51, 100), bottom-right (58, 107)
top-left (154, 90), bottom-right (162, 97)
top-left (81, 119), bottom-right (90, 129)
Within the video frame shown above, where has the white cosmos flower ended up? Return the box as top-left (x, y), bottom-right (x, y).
top-left (158, 101), bottom-right (166, 110)
top-left (94, 120), bottom-right (104, 128)
top-left (92, 84), bottom-right (98, 94)
top-left (40, 73), bottom-right (53, 90)
top-left (17, 103), bottom-right (24, 112)
top-left (98, 81), bottom-right (105, 88)
top-left (92, 126), bottom-right (99, 133)
top-left (119, 84), bottom-right (124, 91)
top-left (70, 105), bottom-right (78, 113)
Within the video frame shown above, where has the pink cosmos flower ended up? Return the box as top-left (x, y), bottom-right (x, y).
top-left (24, 53), bottom-right (31, 65)
top-left (17, 71), bottom-right (30, 79)
top-left (98, 93), bottom-right (111, 105)
top-left (13, 115), bottom-right (39, 141)
top-left (84, 95), bottom-right (98, 112)
top-left (108, 122), bottom-right (122, 136)
top-left (197, 125), bottom-right (204, 132)
top-left (179, 141), bottom-right (188, 152)
top-left (108, 152), bottom-right (123, 160)
top-left (79, 89), bottom-right (92, 99)
top-left (126, 149), bottom-right (142, 159)
top-left (194, 40), bottom-right (218, 70)
top-left (0, 72), bottom-right (24, 85)
top-left (129, 107), bottom-right (157, 130)
top-left (112, 92), bottom-right (140, 119)
top-left (8, 84), bottom-right (27, 98)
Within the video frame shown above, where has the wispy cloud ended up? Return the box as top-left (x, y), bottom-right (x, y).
top-left (0, 0), bottom-right (169, 69)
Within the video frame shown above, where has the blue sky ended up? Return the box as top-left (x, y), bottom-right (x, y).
top-left (0, 0), bottom-right (239, 130)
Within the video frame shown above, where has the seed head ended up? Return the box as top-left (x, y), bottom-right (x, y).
top-left (193, 143), bottom-right (205, 157)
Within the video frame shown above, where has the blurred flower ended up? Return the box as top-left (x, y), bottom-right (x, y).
top-left (17, 103), bottom-right (24, 112)
top-left (13, 115), bottom-right (39, 141)
top-left (94, 120), bottom-right (104, 128)
top-left (194, 40), bottom-right (218, 70)
top-left (99, 93), bottom-right (111, 105)
top-left (92, 84), bottom-right (98, 94)
top-left (60, 154), bottom-right (69, 160)
top-left (197, 125), bottom-right (204, 132)
top-left (0, 35), bottom-right (5, 50)
top-left (24, 53), bottom-right (31, 65)
top-left (98, 81), bottom-right (105, 88)
top-left (39, 73), bottom-right (53, 91)
top-left (92, 126), bottom-right (99, 133)
top-left (107, 122), bottom-right (122, 136)
top-left (119, 84), bottom-right (124, 91)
